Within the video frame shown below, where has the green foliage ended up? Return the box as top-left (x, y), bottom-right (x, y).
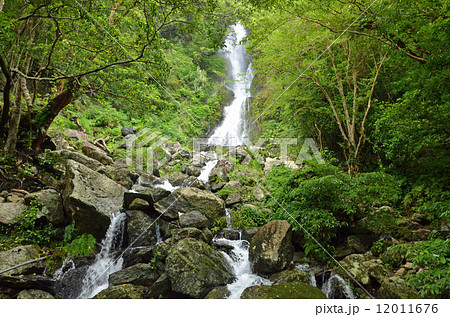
top-left (264, 162), bottom-right (401, 257)
top-left (211, 216), bottom-right (227, 235)
top-left (0, 198), bottom-right (61, 250)
top-left (65, 234), bottom-right (97, 257)
top-left (404, 239), bottom-right (450, 298)
top-left (230, 206), bottom-right (271, 230)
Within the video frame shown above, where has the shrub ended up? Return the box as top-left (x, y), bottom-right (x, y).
top-left (231, 206), bottom-right (271, 230)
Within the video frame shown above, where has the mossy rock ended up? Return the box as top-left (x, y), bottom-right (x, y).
top-left (241, 282), bottom-right (326, 299)
top-left (93, 284), bottom-right (146, 299)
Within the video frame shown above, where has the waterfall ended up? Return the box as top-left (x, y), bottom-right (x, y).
top-left (208, 22), bottom-right (253, 146)
top-left (321, 274), bottom-right (356, 299)
top-left (197, 159), bottom-right (218, 184)
top-left (154, 179), bottom-right (179, 192)
top-left (215, 238), bottom-right (271, 298)
top-left (77, 212), bottom-right (126, 299)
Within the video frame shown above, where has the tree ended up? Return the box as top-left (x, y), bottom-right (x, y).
top-left (0, 0), bottom-right (226, 154)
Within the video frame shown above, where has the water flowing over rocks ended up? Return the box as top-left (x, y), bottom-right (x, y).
top-left (249, 220), bottom-right (294, 275)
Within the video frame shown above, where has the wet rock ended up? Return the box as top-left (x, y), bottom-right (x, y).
top-left (63, 159), bottom-right (127, 239)
top-left (93, 284), bottom-right (146, 299)
top-left (249, 220), bottom-right (294, 275)
top-left (241, 282), bottom-right (326, 299)
top-left (166, 238), bottom-right (233, 298)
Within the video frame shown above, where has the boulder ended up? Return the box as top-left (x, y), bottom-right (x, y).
top-left (269, 268), bottom-right (311, 285)
top-left (0, 275), bottom-right (56, 294)
top-left (145, 273), bottom-right (172, 299)
top-left (155, 187), bottom-right (225, 225)
top-left (93, 284), bottom-right (146, 299)
top-left (378, 276), bottom-right (420, 299)
top-left (182, 164), bottom-right (201, 177)
top-left (241, 282), bottom-right (326, 299)
top-left (338, 254), bottom-right (393, 286)
top-left (17, 289), bottom-right (55, 299)
top-left (205, 286), bottom-right (231, 299)
top-left (0, 202), bottom-right (26, 226)
top-left (65, 129), bottom-right (91, 142)
top-left (190, 179), bottom-right (207, 190)
top-left (81, 142), bottom-right (114, 166)
top-left (103, 166), bottom-right (139, 189)
top-left (264, 158), bottom-right (282, 174)
top-left (223, 181), bottom-right (247, 197)
top-left (165, 238), bottom-right (233, 298)
top-left (125, 210), bottom-right (159, 247)
top-left (121, 126), bottom-right (136, 137)
top-left (129, 198), bottom-right (150, 212)
top-left (210, 182), bottom-right (226, 193)
top-left (252, 187), bottom-right (265, 202)
top-left (109, 263), bottom-right (160, 287)
top-left (179, 211), bottom-right (209, 229)
top-left (63, 159), bottom-right (128, 239)
top-left (209, 159), bottom-right (234, 184)
top-left (225, 193), bottom-right (243, 207)
top-left (241, 227), bottom-right (260, 242)
top-left (24, 189), bottom-right (66, 226)
top-left (249, 220), bottom-right (294, 274)
top-left (39, 149), bottom-right (106, 176)
top-left (168, 172), bottom-right (189, 187)
top-left (227, 147), bottom-right (250, 164)
top-left (0, 245), bottom-right (42, 276)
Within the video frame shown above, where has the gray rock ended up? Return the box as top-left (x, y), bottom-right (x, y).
top-left (0, 245), bottom-right (42, 276)
top-left (264, 158), bottom-right (282, 174)
top-left (182, 164), bottom-right (201, 177)
top-left (269, 268), bottom-right (310, 285)
top-left (227, 147), bottom-right (250, 164)
top-left (0, 202), bottom-right (26, 226)
top-left (109, 263), bottom-right (159, 286)
top-left (103, 166), bottom-right (138, 189)
top-left (205, 286), bottom-right (231, 299)
top-left (145, 273), bottom-right (171, 298)
top-left (168, 172), bottom-right (189, 187)
top-left (155, 187), bottom-right (225, 225)
top-left (241, 227), bottom-right (260, 242)
top-left (121, 126), bottom-right (136, 137)
top-left (225, 193), bottom-right (243, 207)
top-left (94, 284), bottom-right (145, 299)
top-left (129, 198), bottom-right (150, 212)
top-left (166, 238), bottom-right (233, 298)
top-left (82, 142), bottom-right (114, 165)
top-left (65, 129), bottom-right (91, 142)
top-left (209, 159), bottom-right (234, 184)
top-left (63, 159), bottom-right (127, 239)
top-left (241, 282), bottom-right (326, 299)
top-left (179, 211), bottom-right (209, 229)
top-left (252, 187), bottom-right (265, 202)
top-left (249, 220), bottom-right (294, 274)
top-left (125, 210), bottom-right (158, 247)
top-left (210, 182), bottom-right (226, 192)
top-left (378, 276), bottom-right (420, 299)
top-left (17, 289), bottom-right (55, 299)
top-left (339, 254), bottom-right (393, 286)
top-left (24, 189), bottom-right (66, 226)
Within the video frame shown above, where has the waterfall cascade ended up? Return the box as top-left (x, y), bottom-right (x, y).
top-left (77, 212), bottom-right (126, 299)
top-left (208, 22), bottom-right (253, 146)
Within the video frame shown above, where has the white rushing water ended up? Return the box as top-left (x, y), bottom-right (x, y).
top-left (208, 22), bottom-right (253, 146)
top-left (77, 212), bottom-right (126, 299)
top-left (321, 274), bottom-right (356, 299)
top-left (197, 159), bottom-right (218, 183)
top-left (154, 179), bottom-right (179, 192)
top-left (215, 238), bottom-right (271, 298)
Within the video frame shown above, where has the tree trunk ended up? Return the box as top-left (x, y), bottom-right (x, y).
top-left (0, 54), bottom-right (12, 137)
top-left (4, 83), bottom-right (22, 154)
top-left (32, 84), bottom-right (77, 154)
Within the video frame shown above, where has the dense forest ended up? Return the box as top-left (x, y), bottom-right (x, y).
top-left (0, 0), bottom-right (448, 300)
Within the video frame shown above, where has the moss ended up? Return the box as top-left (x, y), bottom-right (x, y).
top-left (241, 282), bottom-right (327, 299)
